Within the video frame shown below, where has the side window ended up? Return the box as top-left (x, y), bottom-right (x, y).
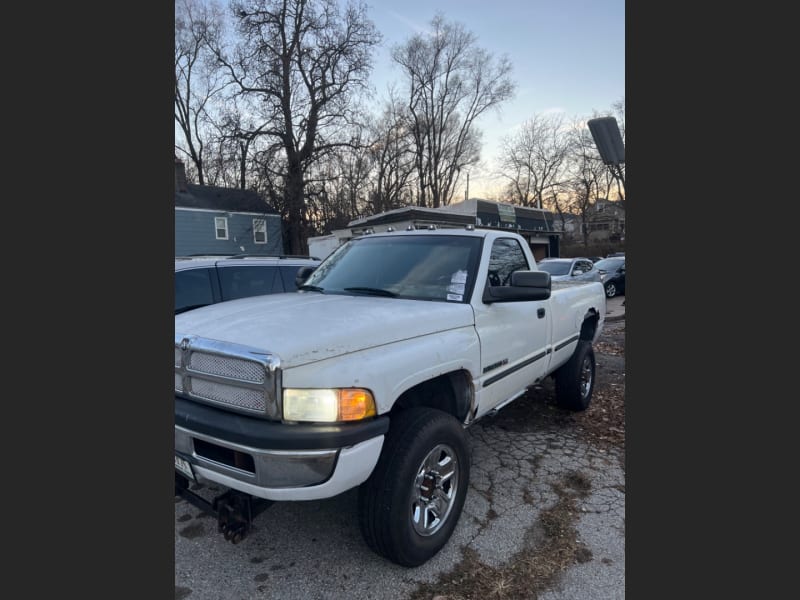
top-left (219, 266), bottom-right (280, 301)
top-left (487, 238), bottom-right (530, 287)
top-left (175, 268), bottom-right (215, 313)
top-left (576, 260), bottom-right (591, 273)
top-left (280, 265), bottom-right (308, 291)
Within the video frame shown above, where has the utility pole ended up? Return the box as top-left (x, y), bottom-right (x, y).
top-left (465, 172), bottom-right (469, 201)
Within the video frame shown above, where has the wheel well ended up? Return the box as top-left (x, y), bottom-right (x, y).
top-left (391, 371), bottom-right (473, 422)
top-left (580, 310), bottom-right (599, 341)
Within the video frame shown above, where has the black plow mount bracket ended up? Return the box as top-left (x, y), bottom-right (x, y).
top-left (175, 474), bottom-right (274, 544)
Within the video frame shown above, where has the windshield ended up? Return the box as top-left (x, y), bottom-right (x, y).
top-left (303, 235), bottom-right (483, 303)
top-left (537, 261), bottom-right (571, 276)
top-left (593, 258), bottom-right (624, 271)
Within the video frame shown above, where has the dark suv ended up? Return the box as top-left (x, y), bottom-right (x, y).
top-left (175, 254), bottom-right (321, 314)
top-left (593, 256), bottom-right (626, 298)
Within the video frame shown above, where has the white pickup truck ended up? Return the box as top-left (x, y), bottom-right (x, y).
top-left (174, 227), bottom-right (606, 566)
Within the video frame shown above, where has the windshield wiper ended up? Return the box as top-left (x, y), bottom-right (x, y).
top-left (343, 287), bottom-right (397, 298)
top-left (299, 284), bottom-right (325, 293)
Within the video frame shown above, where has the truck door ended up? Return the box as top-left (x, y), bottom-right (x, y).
top-left (473, 237), bottom-right (551, 418)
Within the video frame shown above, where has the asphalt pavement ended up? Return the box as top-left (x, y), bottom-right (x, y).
top-left (605, 295), bottom-right (625, 322)
top-left (176, 417), bottom-right (625, 600)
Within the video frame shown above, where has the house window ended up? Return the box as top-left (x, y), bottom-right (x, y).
top-left (215, 217), bottom-right (228, 240)
top-left (253, 219), bottom-right (267, 244)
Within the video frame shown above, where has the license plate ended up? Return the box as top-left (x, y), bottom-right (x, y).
top-left (175, 454), bottom-right (195, 481)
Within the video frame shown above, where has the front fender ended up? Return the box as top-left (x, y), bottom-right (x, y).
top-left (281, 326), bottom-right (481, 415)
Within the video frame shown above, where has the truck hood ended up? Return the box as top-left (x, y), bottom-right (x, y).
top-left (175, 293), bottom-right (475, 368)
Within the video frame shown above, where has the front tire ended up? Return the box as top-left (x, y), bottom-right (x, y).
top-left (358, 407), bottom-right (470, 567)
top-left (555, 340), bottom-right (596, 411)
top-left (605, 282), bottom-right (618, 298)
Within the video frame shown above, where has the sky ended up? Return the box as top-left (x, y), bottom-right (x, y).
top-left (360, 0), bottom-right (625, 199)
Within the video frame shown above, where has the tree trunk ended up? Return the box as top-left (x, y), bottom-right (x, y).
top-left (286, 161), bottom-right (305, 255)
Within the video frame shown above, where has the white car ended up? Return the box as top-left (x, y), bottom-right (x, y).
top-left (537, 257), bottom-right (601, 283)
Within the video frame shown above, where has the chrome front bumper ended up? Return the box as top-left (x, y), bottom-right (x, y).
top-left (175, 425), bottom-right (339, 488)
top-left (175, 426), bottom-right (386, 501)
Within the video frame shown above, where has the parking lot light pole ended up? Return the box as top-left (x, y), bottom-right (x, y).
top-left (587, 116), bottom-right (625, 198)
top-left (588, 117), bottom-right (626, 307)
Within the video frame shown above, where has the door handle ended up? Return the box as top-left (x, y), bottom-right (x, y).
top-left (537, 308), bottom-right (545, 319)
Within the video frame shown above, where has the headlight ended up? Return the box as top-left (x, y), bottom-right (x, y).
top-left (283, 388), bottom-right (376, 423)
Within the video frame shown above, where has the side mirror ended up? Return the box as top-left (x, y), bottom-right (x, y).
top-left (573, 269), bottom-right (584, 276)
top-left (483, 270), bottom-right (551, 303)
top-left (512, 270), bottom-right (551, 288)
top-left (294, 266), bottom-right (316, 289)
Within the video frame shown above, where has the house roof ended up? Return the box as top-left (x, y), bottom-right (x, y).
top-left (175, 183), bottom-right (278, 215)
top-left (348, 206), bottom-right (474, 227)
top-left (442, 198), bottom-right (554, 218)
top-left (347, 199), bottom-right (561, 236)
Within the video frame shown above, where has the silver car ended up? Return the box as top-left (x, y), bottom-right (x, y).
top-left (537, 257), bottom-right (602, 283)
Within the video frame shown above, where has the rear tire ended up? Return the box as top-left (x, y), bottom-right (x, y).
top-left (358, 407), bottom-right (470, 567)
top-left (555, 340), bottom-right (595, 411)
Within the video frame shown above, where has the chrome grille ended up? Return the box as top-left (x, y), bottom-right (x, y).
top-left (187, 379), bottom-right (266, 412)
top-left (174, 334), bottom-right (281, 418)
top-left (188, 352), bottom-right (266, 384)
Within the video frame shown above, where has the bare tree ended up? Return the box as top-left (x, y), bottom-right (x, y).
top-left (175, 0), bottom-right (227, 185)
top-left (566, 118), bottom-right (613, 248)
top-left (498, 112), bottom-right (571, 209)
top-left (309, 125), bottom-right (373, 233)
top-left (366, 95), bottom-right (417, 214)
top-left (204, 95), bottom-right (273, 189)
top-left (392, 14), bottom-right (515, 208)
top-left (211, 0), bottom-right (381, 254)
top-left (540, 182), bottom-right (577, 234)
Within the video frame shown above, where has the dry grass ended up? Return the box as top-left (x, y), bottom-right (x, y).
top-left (410, 472), bottom-right (593, 600)
top-left (574, 321), bottom-right (625, 450)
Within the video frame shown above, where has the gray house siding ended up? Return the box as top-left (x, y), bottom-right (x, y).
top-left (175, 209), bottom-right (283, 256)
